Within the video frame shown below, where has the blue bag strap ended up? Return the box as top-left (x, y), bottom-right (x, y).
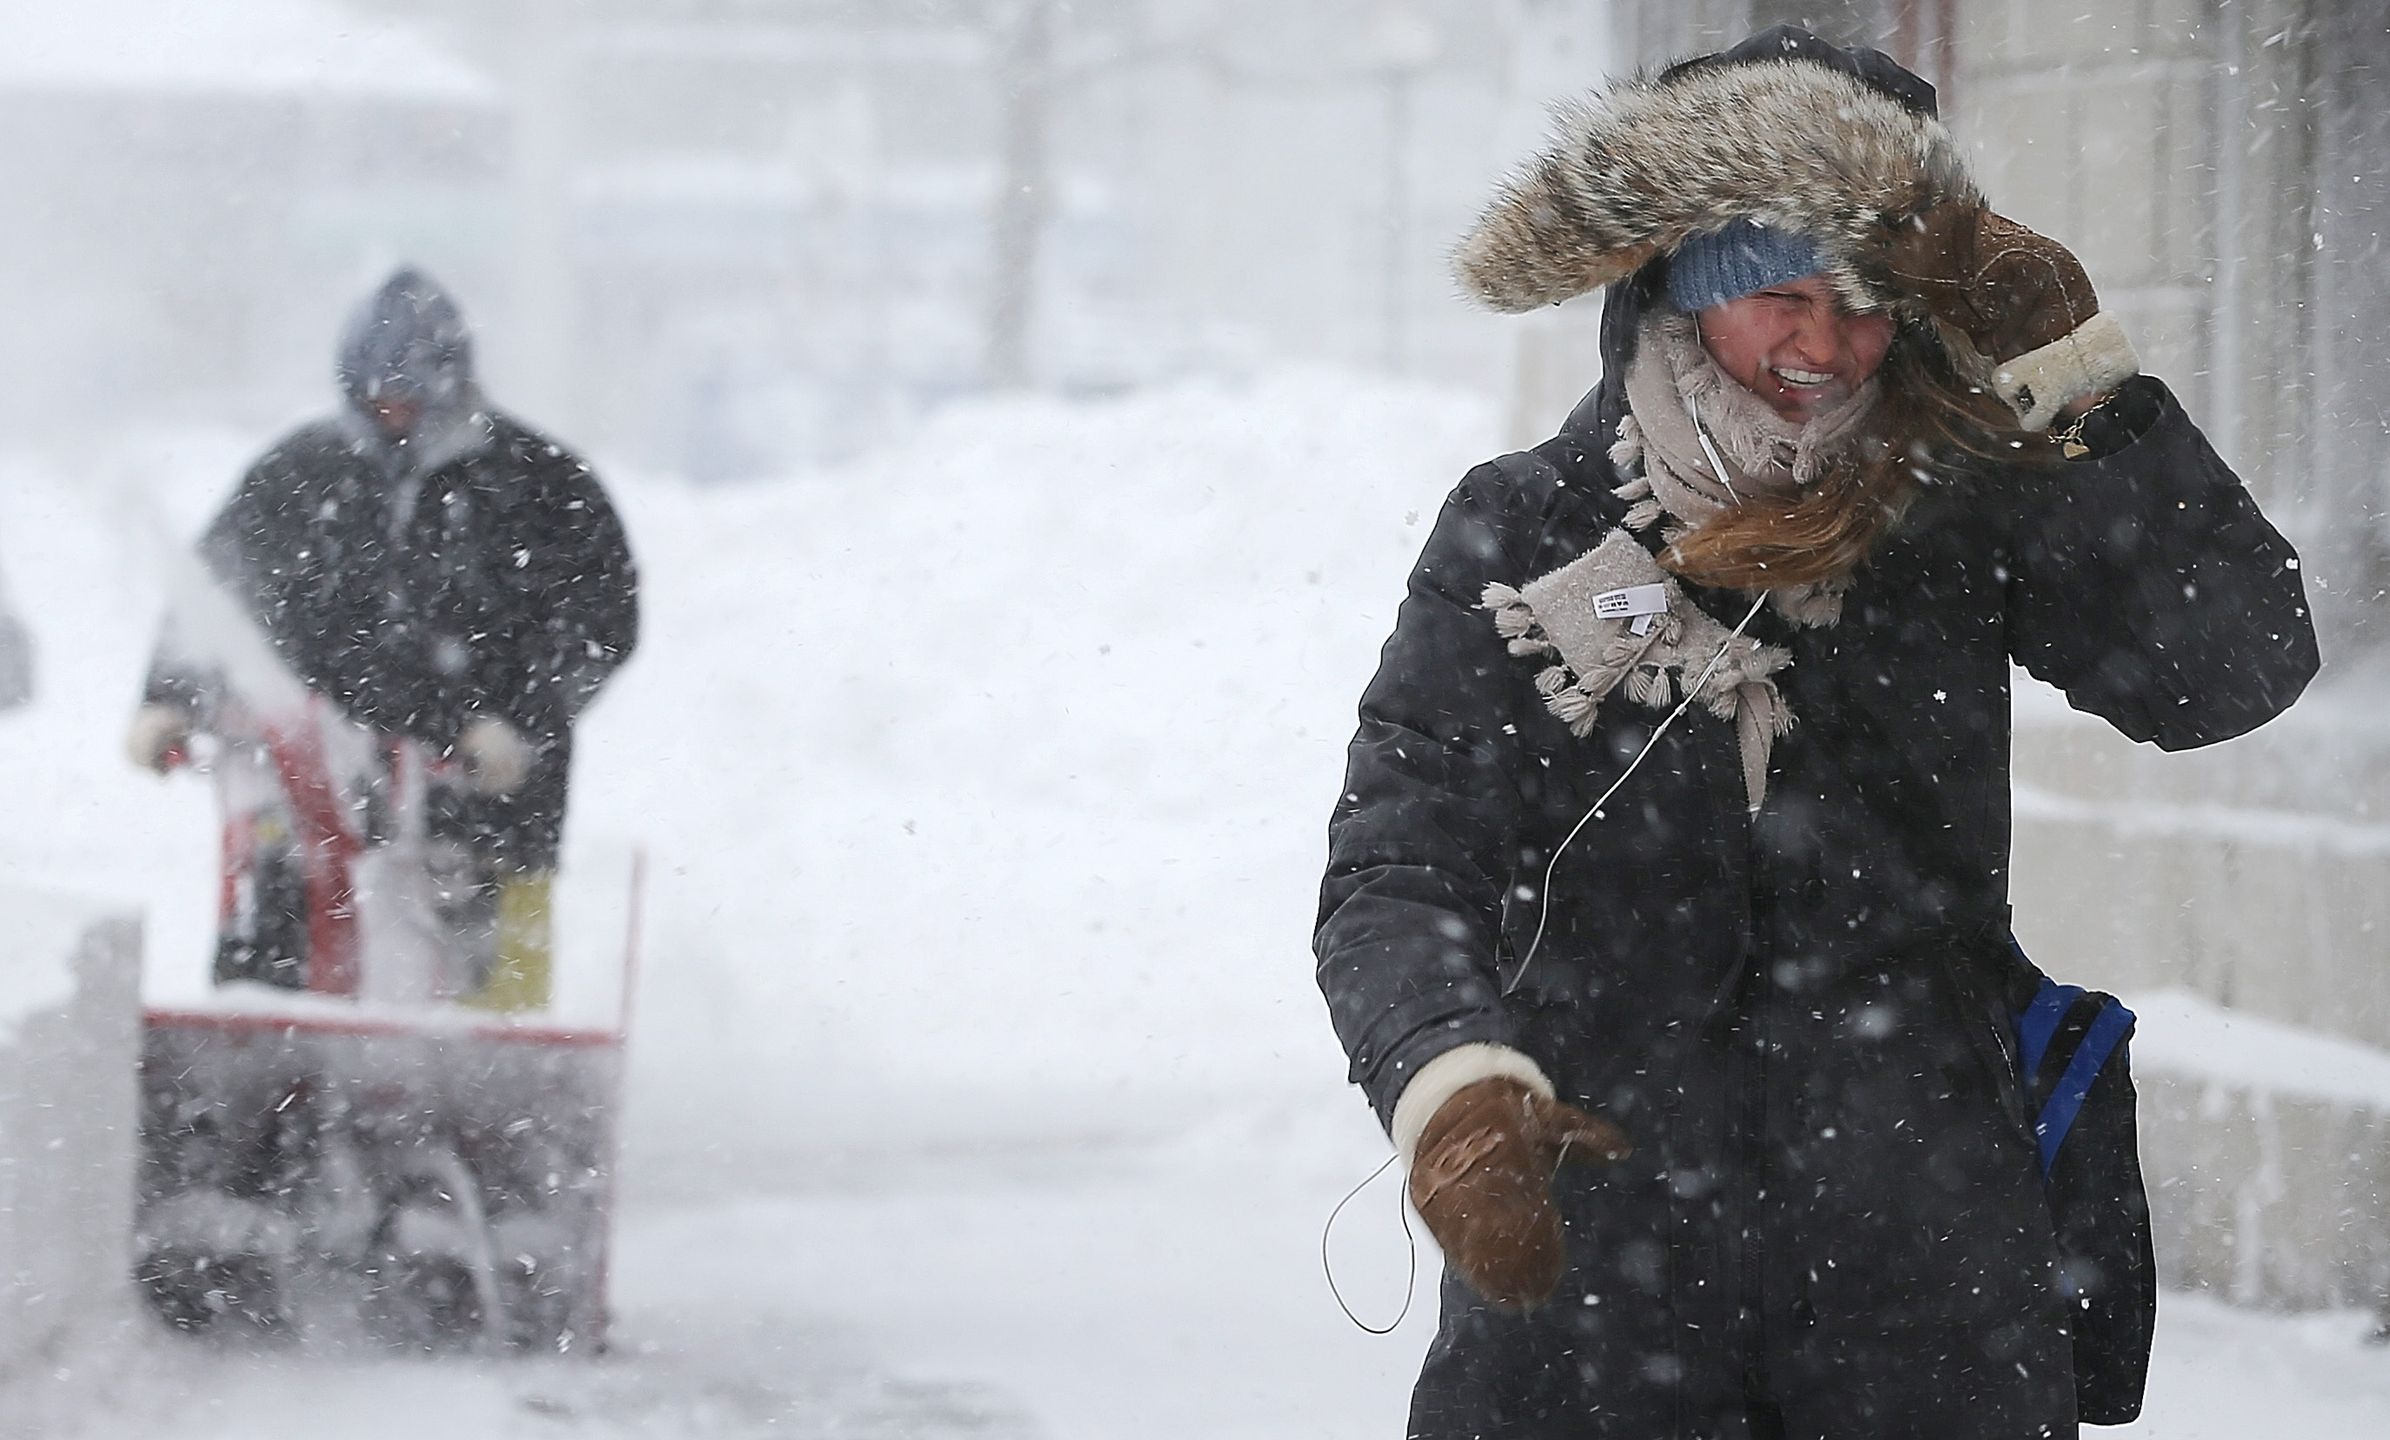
top-left (2034, 997), bottom-right (2136, 1177)
top-left (2018, 977), bottom-right (2083, 1084)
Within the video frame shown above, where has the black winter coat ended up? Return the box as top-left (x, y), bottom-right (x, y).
top-left (149, 413), bottom-right (638, 869)
top-left (1314, 286), bottom-right (2317, 1433)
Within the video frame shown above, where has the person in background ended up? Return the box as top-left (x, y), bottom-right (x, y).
top-left (1314, 28), bottom-right (2316, 1439)
top-left (128, 267), bottom-right (638, 1009)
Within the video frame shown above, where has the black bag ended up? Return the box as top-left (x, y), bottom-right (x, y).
top-left (2010, 942), bottom-right (2157, 1426)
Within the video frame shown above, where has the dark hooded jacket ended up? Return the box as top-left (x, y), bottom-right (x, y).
top-left (1315, 32), bottom-right (2317, 1440)
top-left (147, 269), bottom-right (638, 869)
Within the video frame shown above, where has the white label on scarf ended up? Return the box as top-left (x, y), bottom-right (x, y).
top-left (1594, 583), bottom-right (1668, 635)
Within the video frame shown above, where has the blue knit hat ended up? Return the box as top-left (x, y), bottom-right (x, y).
top-left (1665, 220), bottom-right (1824, 311)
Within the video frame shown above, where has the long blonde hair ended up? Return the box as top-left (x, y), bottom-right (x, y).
top-left (1660, 325), bottom-right (2060, 591)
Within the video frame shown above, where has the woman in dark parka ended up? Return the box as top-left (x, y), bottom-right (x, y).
top-left (1313, 29), bottom-right (2317, 1440)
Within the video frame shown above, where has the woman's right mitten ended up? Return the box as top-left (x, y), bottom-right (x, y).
top-left (1407, 1076), bottom-right (1632, 1310)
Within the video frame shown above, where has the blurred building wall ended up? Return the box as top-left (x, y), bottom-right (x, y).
top-left (1603, 0), bottom-right (2390, 1310)
top-left (0, 1), bottom-right (1645, 476)
top-left (326, 0), bottom-right (1608, 475)
top-left (0, 5), bottom-right (509, 451)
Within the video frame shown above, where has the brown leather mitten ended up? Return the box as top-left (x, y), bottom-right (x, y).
top-left (1406, 1077), bottom-right (1632, 1311)
top-left (1878, 203), bottom-right (2138, 430)
top-left (1879, 204), bottom-right (2098, 362)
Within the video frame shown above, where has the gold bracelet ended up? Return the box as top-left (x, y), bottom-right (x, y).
top-left (2053, 392), bottom-right (2116, 459)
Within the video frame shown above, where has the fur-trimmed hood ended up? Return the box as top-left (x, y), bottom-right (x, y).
top-left (1455, 27), bottom-right (1976, 317)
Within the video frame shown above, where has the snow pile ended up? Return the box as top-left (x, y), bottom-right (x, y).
top-left (0, 369), bottom-right (1492, 1432)
top-left (572, 371), bottom-right (1494, 1166)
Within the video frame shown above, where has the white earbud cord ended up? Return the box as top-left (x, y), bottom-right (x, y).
top-left (1504, 589), bottom-right (1765, 996)
top-left (1330, 399), bottom-right (1766, 1329)
top-left (1686, 391), bottom-right (1743, 503)
top-left (1506, 394), bottom-right (1765, 996)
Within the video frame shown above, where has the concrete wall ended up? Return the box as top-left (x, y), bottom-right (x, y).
top-left (2143, 1073), bottom-right (2390, 1311)
top-left (2128, 990), bottom-right (2390, 1311)
top-left (0, 898), bottom-right (142, 1432)
top-left (0, 10), bottom-right (509, 446)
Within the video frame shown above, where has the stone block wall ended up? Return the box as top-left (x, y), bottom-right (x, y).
top-left (1590, 0), bottom-right (2390, 1309)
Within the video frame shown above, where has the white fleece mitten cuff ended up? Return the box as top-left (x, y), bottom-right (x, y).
top-left (125, 702), bottom-right (189, 772)
top-left (1390, 1042), bottom-right (1555, 1164)
top-left (1991, 310), bottom-right (2140, 431)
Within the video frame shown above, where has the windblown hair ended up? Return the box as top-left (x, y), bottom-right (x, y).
top-left (1661, 324), bottom-right (2061, 592)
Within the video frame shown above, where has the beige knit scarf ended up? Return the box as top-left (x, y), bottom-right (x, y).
top-left (1480, 311), bottom-right (1886, 813)
top-left (1483, 529), bottom-right (1793, 813)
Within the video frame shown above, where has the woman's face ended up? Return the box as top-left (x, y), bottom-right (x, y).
top-left (1695, 274), bottom-right (1895, 423)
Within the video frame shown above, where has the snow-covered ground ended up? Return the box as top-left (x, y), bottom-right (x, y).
top-left (5, 374), bottom-right (2390, 1435)
top-left (26, 1114), bottom-right (2390, 1438)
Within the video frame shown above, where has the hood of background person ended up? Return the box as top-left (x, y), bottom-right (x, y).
top-left (1497, 28), bottom-right (1960, 442)
top-left (334, 267), bottom-right (485, 459)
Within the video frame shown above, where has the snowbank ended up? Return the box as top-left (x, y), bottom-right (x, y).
top-left (2013, 772), bottom-right (2390, 1308)
top-left (554, 371), bottom-right (1495, 1172)
top-left (0, 889), bottom-right (91, 1041)
top-left (0, 888), bottom-right (140, 1416)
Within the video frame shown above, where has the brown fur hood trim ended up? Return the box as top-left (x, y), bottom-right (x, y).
top-left (1454, 58), bottom-right (1979, 315)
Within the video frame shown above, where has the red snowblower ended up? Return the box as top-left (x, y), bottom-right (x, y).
top-left (134, 696), bottom-right (642, 1353)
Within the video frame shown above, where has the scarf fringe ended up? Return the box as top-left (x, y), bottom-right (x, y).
top-left (1609, 414), bottom-right (1644, 472)
top-left (1484, 586), bottom-right (1696, 740)
top-left (1771, 585), bottom-right (1846, 628)
top-left (1610, 470), bottom-right (1663, 532)
top-left (1483, 583), bottom-right (1557, 659)
top-left (1626, 664), bottom-right (1671, 707)
top-left (1478, 533), bottom-right (1799, 807)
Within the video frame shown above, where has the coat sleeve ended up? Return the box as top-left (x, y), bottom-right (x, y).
top-left (2001, 377), bottom-right (2318, 749)
top-left (479, 450), bottom-right (640, 746)
top-left (1315, 466), bottom-right (1544, 1127)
